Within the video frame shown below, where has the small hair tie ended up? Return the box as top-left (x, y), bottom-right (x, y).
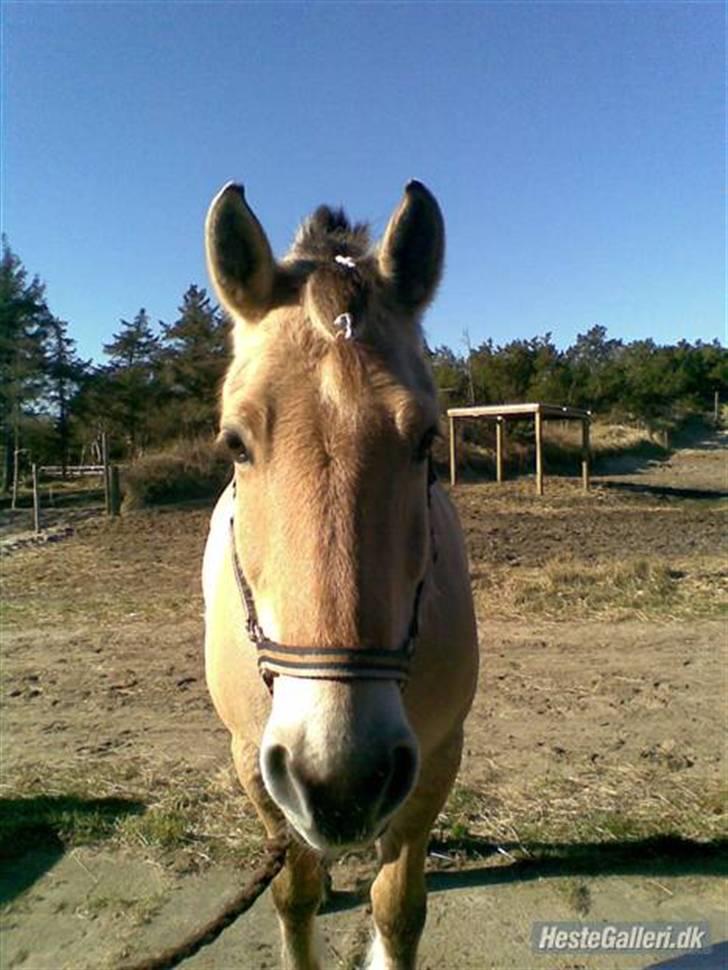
top-left (335, 254), bottom-right (356, 270)
top-left (333, 312), bottom-right (355, 340)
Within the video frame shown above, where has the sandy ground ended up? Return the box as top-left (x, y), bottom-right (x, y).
top-left (1, 431), bottom-right (726, 970)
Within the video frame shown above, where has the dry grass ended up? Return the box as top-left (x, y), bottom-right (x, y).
top-left (546, 421), bottom-right (665, 454)
top-left (122, 438), bottom-right (229, 510)
top-left (473, 555), bottom-right (727, 621)
top-left (435, 769), bottom-right (727, 855)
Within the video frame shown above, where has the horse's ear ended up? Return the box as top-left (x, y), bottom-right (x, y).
top-left (378, 180), bottom-right (445, 314)
top-left (205, 183), bottom-right (277, 323)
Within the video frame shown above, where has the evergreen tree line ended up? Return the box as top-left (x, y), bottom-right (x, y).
top-left (431, 328), bottom-right (726, 424)
top-left (2, 237), bottom-right (726, 492)
top-left (1, 239), bottom-right (228, 491)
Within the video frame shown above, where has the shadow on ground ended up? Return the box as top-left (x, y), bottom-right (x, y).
top-left (645, 940), bottom-right (728, 969)
top-left (595, 481), bottom-right (728, 501)
top-left (0, 794), bottom-right (144, 905)
top-left (322, 835), bottom-right (728, 914)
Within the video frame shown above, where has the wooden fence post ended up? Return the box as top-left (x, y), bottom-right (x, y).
top-left (109, 465), bottom-right (121, 516)
top-left (102, 431), bottom-right (110, 514)
top-left (496, 418), bottom-right (504, 483)
top-left (31, 463), bottom-right (40, 534)
top-left (449, 415), bottom-right (457, 486)
top-left (535, 411), bottom-right (544, 495)
top-left (581, 418), bottom-right (591, 492)
top-left (11, 448), bottom-right (20, 511)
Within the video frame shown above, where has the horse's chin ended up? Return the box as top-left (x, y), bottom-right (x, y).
top-left (285, 813), bottom-right (390, 858)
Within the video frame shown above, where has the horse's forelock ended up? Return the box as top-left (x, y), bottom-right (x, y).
top-left (290, 205), bottom-right (370, 262)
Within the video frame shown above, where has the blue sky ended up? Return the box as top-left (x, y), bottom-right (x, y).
top-left (3, 1), bottom-right (725, 363)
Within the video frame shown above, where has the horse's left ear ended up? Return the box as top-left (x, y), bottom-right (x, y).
top-left (378, 180), bottom-right (445, 313)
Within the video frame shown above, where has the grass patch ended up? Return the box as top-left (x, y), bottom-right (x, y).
top-left (117, 809), bottom-right (191, 850)
top-left (0, 760), bottom-right (265, 871)
top-left (557, 880), bottom-right (592, 915)
top-left (0, 795), bottom-right (144, 861)
top-left (474, 555), bottom-right (728, 620)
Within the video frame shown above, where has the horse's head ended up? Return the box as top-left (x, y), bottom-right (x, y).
top-left (206, 181), bottom-right (444, 851)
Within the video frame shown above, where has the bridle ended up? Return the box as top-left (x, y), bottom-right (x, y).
top-left (229, 460), bottom-right (438, 691)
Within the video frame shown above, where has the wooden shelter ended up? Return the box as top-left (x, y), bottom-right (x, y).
top-left (446, 402), bottom-right (591, 495)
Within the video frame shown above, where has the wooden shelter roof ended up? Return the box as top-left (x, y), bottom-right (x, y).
top-left (446, 402), bottom-right (591, 421)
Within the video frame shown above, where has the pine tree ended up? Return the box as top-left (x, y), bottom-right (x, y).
top-left (102, 309), bottom-right (160, 455)
top-left (157, 285), bottom-right (229, 439)
top-left (103, 308), bottom-right (159, 368)
top-left (0, 238), bottom-right (53, 491)
top-left (44, 318), bottom-right (90, 472)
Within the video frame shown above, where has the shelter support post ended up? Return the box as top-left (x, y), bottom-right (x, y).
top-left (581, 419), bottom-right (591, 492)
top-left (496, 418), bottom-right (504, 483)
top-left (448, 415), bottom-right (457, 486)
top-left (535, 410), bottom-right (544, 495)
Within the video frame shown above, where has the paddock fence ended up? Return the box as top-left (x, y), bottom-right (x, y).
top-left (23, 459), bottom-right (122, 534)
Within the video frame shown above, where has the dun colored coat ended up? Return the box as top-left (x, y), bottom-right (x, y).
top-left (202, 180), bottom-right (479, 970)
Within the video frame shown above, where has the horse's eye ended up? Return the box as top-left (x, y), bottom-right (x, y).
top-left (414, 426), bottom-right (437, 463)
top-left (219, 428), bottom-right (251, 465)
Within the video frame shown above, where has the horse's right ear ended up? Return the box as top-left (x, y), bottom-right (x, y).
top-left (205, 183), bottom-right (276, 323)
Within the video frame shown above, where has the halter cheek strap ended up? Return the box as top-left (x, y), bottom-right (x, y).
top-left (229, 462), bottom-right (437, 687)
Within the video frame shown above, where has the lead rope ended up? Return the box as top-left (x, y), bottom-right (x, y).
top-left (117, 835), bottom-right (289, 970)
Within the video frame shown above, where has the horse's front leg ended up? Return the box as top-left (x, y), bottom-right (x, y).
top-left (232, 737), bottom-right (325, 970)
top-left (367, 731), bottom-right (463, 970)
top-left (270, 840), bottom-right (325, 970)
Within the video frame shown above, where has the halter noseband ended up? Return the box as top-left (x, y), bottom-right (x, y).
top-left (229, 463), bottom-right (437, 689)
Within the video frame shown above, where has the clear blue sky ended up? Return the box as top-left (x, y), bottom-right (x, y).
top-left (3, 1), bottom-right (725, 363)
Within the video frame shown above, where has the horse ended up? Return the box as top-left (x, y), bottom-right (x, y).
top-left (202, 180), bottom-right (479, 970)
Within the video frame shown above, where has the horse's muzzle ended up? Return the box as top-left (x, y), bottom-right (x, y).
top-left (260, 678), bottom-right (419, 851)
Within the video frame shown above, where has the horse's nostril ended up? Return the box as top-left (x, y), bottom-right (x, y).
top-left (264, 742), bottom-right (288, 781)
top-left (380, 741), bottom-right (419, 819)
top-left (261, 742), bottom-right (303, 820)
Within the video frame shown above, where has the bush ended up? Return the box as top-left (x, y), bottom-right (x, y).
top-left (122, 438), bottom-right (230, 509)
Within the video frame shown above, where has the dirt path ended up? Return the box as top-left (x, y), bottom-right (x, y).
top-left (1, 432), bottom-right (726, 969)
top-left (595, 426), bottom-right (727, 494)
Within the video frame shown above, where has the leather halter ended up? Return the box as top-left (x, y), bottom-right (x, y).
top-left (229, 462), bottom-right (437, 689)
